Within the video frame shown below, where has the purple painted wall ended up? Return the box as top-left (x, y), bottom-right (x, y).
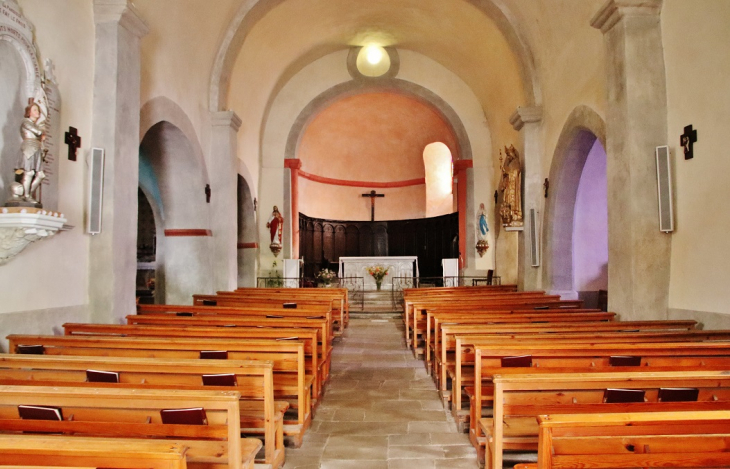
top-left (573, 140), bottom-right (608, 292)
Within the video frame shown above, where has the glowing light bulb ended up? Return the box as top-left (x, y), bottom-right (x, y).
top-left (366, 46), bottom-right (383, 65)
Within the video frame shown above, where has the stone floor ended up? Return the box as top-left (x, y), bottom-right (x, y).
top-left (284, 313), bottom-right (478, 468)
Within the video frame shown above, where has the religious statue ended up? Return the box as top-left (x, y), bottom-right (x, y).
top-left (498, 145), bottom-right (523, 227)
top-left (476, 202), bottom-right (489, 257)
top-left (7, 96), bottom-right (48, 207)
top-left (266, 205), bottom-right (284, 257)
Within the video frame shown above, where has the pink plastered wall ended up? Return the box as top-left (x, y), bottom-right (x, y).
top-left (297, 92), bottom-right (457, 220)
top-left (573, 140), bottom-right (608, 291)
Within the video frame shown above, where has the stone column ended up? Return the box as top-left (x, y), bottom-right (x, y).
top-left (453, 160), bottom-right (473, 270)
top-left (89, 0), bottom-right (148, 323)
top-left (284, 159), bottom-right (302, 259)
top-left (591, 0), bottom-right (670, 320)
top-left (510, 106), bottom-right (543, 291)
top-left (209, 111), bottom-right (242, 293)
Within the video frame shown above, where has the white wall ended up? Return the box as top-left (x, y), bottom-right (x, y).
top-left (664, 0), bottom-right (730, 325)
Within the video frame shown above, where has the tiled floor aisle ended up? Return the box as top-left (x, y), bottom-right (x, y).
top-left (284, 314), bottom-right (478, 468)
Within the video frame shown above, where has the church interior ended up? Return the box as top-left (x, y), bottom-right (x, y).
top-left (1, 0), bottom-right (730, 467)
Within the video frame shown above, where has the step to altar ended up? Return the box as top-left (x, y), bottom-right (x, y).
top-left (355, 290), bottom-right (402, 313)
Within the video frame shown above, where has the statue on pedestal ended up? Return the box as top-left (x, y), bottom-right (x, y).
top-left (498, 145), bottom-right (523, 227)
top-left (7, 96), bottom-right (48, 208)
top-left (267, 205), bottom-right (284, 257)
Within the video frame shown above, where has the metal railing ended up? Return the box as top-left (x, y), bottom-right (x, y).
top-left (389, 275), bottom-right (502, 309)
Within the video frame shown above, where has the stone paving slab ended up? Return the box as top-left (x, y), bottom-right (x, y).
top-left (283, 316), bottom-right (478, 468)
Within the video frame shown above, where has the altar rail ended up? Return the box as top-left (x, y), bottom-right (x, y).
top-left (390, 276), bottom-right (502, 309)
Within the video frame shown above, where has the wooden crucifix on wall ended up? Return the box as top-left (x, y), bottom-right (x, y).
top-left (362, 190), bottom-right (385, 221)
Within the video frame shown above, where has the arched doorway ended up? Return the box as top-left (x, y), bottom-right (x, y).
top-left (139, 121), bottom-right (213, 303)
top-left (237, 175), bottom-right (257, 287)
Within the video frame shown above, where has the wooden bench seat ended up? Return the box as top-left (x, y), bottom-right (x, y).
top-left (0, 354), bottom-right (286, 469)
top-left (529, 410), bottom-right (730, 469)
top-left (481, 371), bottom-right (730, 469)
top-left (231, 287), bottom-right (349, 328)
top-left (6, 334), bottom-right (313, 448)
top-left (63, 322), bottom-right (326, 402)
top-left (0, 385), bottom-right (261, 469)
top-left (0, 435), bottom-right (189, 469)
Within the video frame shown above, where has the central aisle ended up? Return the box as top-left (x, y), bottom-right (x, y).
top-left (285, 314), bottom-right (477, 468)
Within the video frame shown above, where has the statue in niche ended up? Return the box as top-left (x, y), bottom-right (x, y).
top-left (498, 145), bottom-right (523, 227)
top-left (7, 95), bottom-right (48, 207)
top-left (476, 202), bottom-right (489, 257)
top-left (267, 205), bottom-right (284, 257)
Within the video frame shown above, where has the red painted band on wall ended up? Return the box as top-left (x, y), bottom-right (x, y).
top-left (237, 242), bottom-right (259, 249)
top-left (298, 170), bottom-right (425, 189)
top-left (164, 229), bottom-right (212, 237)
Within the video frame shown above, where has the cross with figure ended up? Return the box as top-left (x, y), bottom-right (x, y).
top-left (361, 190), bottom-right (385, 221)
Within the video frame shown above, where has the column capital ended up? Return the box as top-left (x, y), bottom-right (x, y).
top-left (510, 106), bottom-right (543, 131)
top-left (211, 111), bottom-right (242, 132)
top-left (591, 0), bottom-right (663, 33)
top-left (93, 0), bottom-right (148, 38)
top-left (453, 159), bottom-right (473, 172)
top-left (284, 158), bottom-right (302, 170)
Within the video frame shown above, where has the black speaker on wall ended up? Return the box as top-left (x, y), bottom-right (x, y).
top-left (87, 147), bottom-right (105, 235)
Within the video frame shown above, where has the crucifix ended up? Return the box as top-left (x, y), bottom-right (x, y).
top-left (681, 124), bottom-right (697, 160)
top-left (64, 126), bottom-right (81, 161)
top-left (361, 190), bottom-right (385, 221)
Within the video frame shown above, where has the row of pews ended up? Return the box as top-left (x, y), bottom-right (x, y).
top-left (0, 287), bottom-right (348, 469)
top-left (403, 285), bottom-right (730, 469)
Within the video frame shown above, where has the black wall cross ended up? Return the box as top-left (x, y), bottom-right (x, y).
top-left (361, 190), bottom-right (385, 222)
top-left (681, 124), bottom-right (697, 160)
top-left (64, 126), bottom-right (81, 161)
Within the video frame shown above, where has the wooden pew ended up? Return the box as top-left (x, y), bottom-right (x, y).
top-left (0, 385), bottom-right (261, 469)
top-left (192, 294), bottom-right (345, 335)
top-left (63, 322), bottom-right (325, 402)
top-left (231, 287), bottom-right (349, 329)
top-left (137, 304), bottom-right (335, 345)
top-left (0, 354), bottom-right (285, 469)
top-left (529, 410), bottom-right (730, 469)
top-left (6, 334), bottom-right (313, 447)
top-left (0, 435), bottom-right (189, 469)
top-left (408, 296), bottom-right (586, 351)
top-left (482, 371), bottom-right (730, 469)
top-left (402, 285), bottom-right (519, 319)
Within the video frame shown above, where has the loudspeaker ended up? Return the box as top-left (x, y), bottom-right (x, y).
top-left (87, 147), bottom-right (105, 235)
top-left (655, 145), bottom-right (674, 232)
top-left (529, 208), bottom-right (540, 267)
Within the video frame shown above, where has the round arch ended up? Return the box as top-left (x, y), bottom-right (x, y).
top-left (207, 0), bottom-right (541, 112)
top-left (542, 105), bottom-right (607, 294)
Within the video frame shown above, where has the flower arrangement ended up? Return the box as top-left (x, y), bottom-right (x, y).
top-left (316, 268), bottom-right (337, 285)
top-left (366, 265), bottom-right (390, 290)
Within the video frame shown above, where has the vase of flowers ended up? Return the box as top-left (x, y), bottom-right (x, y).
top-left (316, 268), bottom-right (337, 287)
top-left (366, 265), bottom-right (390, 291)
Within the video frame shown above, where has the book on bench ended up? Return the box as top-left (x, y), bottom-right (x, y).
top-left (658, 387), bottom-right (699, 402)
top-left (86, 369), bottom-right (120, 383)
top-left (200, 350), bottom-right (228, 359)
top-left (16, 345), bottom-right (45, 355)
top-left (609, 355), bottom-right (642, 367)
top-left (160, 407), bottom-right (208, 425)
top-left (18, 405), bottom-right (63, 421)
top-left (501, 355), bottom-right (532, 368)
top-left (202, 373), bottom-right (237, 387)
top-left (176, 312), bottom-right (194, 317)
top-left (283, 303), bottom-right (297, 309)
top-left (603, 388), bottom-right (646, 403)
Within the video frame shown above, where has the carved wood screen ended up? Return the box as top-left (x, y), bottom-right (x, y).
top-left (299, 212), bottom-right (458, 278)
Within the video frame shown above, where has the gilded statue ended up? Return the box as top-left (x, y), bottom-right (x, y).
top-left (498, 145), bottom-right (523, 227)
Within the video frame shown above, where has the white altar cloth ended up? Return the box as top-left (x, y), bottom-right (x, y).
top-left (339, 256), bottom-right (419, 291)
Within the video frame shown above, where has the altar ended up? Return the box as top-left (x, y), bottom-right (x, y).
top-left (339, 256), bottom-right (419, 291)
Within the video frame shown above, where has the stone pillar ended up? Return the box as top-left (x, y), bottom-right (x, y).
top-left (510, 106), bottom-right (543, 291)
top-left (209, 111), bottom-right (242, 293)
top-left (89, 0), bottom-right (148, 323)
top-left (284, 159), bottom-right (302, 259)
top-left (453, 160), bottom-right (473, 270)
top-left (591, 0), bottom-right (670, 320)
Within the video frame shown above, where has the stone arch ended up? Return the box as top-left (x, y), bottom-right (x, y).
top-left (284, 78), bottom-right (471, 162)
top-left (139, 121), bottom-right (213, 303)
top-left (208, 0), bottom-right (541, 112)
top-left (542, 105), bottom-right (607, 295)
